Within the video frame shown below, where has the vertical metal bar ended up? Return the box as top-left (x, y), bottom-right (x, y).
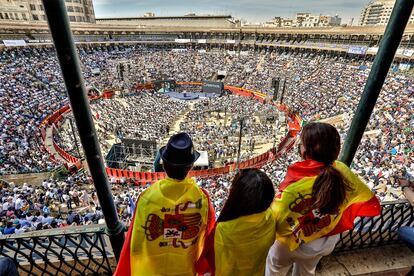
top-left (42, 0), bottom-right (125, 261)
top-left (68, 117), bottom-right (81, 157)
top-left (279, 78), bottom-right (286, 104)
top-left (272, 77), bottom-right (280, 101)
top-left (236, 118), bottom-right (244, 171)
top-left (339, 0), bottom-right (414, 165)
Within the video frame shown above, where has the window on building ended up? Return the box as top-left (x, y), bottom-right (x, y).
top-left (32, 14), bottom-right (39, 20)
top-left (22, 13), bottom-right (27, 20)
top-left (9, 13), bottom-right (14, 20)
top-left (74, 6), bottom-right (80, 12)
top-left (69, 16), bottom-right (76, 22)
top-left (0, 13), bottom-right (3, 20)
top-left (42, 15), bottom-right (46, 20)
top-left (39, 4), bottom-right (44, 11)
top-left (30, 4), bottom-right (36, 10)
top-left (14, 13), bottom-right (19, 20)
top-left (67, 6), bottom-right (74, 12)
top-left (65, 0), bottom-right (72, 2)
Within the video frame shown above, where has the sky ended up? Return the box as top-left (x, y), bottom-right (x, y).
top-left (92, 0), bottom-right (372, 25)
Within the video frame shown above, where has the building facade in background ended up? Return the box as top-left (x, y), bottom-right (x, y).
top-left (359, 0), bottom-right (414, 26)
top-left (0, 0), bottom-right (95, 23)
top-left (264, 13), bottom-right (342, 28)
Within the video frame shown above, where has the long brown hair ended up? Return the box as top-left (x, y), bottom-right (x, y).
top-left (301, 122), bottom-right (349, 215)
top-left (217, 169), bottom-right (275, 222)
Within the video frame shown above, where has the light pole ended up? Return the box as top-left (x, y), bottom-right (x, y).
top-left (279, 78), bottom-right (287, 105)
top-left (273, 117), bottom-right (280, 149)
top-left (68, 116), bottom-right (81, 158)
top-left (236, 117), bottom-right (245, 171)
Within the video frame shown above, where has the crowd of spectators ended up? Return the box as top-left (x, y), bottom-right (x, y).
top-left (0, 173), bottom-right (105, 235)
top-left (0, 45), bottom-right (413, 236)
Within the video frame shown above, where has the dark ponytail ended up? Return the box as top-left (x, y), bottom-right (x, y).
top-left (301, 122), bottom-right (349, 215)
top-left (312, 165), bottom-right (347, 214)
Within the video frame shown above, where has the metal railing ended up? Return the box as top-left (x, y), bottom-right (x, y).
top-left (335, 201), bottom-right (414, 251)
top-left (0, 225), bottom-right (114, 275)
top-left (1, 201), bottom-right (413, 275)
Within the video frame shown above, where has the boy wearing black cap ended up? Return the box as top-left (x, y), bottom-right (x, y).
top-left (115, 132), bottom-right (215, 276)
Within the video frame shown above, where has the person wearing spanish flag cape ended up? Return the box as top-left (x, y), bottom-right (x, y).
top-left (196, 168), bottom-right (277, 276)
top-left (114, 133), bottom-right (215, 276)
top-left (266, 122), bottom-right (381, 275)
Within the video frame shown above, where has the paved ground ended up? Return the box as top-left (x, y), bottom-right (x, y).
top-left (318, 244), bottom-right (414, 275)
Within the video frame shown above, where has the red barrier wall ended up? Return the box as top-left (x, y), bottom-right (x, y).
top-left (45, 84), bottom-right (301, 183)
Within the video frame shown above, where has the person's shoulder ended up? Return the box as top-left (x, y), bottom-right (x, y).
top-left (334, 160), bottom-right (350, 172)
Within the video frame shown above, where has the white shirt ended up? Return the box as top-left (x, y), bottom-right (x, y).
top-left (2, 202), bottom-right (10, 211)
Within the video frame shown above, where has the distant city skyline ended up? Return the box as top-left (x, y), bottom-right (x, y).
top-left (92, 0), bottom-right (373, 25)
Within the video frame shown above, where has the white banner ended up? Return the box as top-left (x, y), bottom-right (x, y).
top-left (217, 70), bottom-right (227, 76)
top-left (28, 39), bottom-right (52, 43)
top-left (347, 46), bottom-right (367, 55)
top-left (227, 50), bottom-right (236, 55)
top-left (174, 39), bottom-right (191, 43)
top-left (198, 49), bottom-right (207, 53)
top-left (402, 49), bottom-right (414, 57)
top-left (396, 48), bottom-right (404, 55)
top-left (3, 40), bottom-right (26, 47)
top-left (367, 47), bottom-right (379, 54)
top-left (240, 51), bottom-right (250, 56)
top-left (226, 39), bottom-right (236, 44)
top-left (172, 48), bottom-right (188, 52)
top-left (197, 39), bottom-right (207, 44)
top-left (91, 68), bottom-right (100, 75)
top-left (399, 63), bottom-right (411, 71)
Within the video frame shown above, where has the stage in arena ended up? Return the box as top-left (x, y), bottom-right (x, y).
top-left (164, 91), bottom-right (219, 100)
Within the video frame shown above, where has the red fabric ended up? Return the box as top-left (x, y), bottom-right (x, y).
top-left (328, 196), bottom-right (381, 235)
top-left (200, 188), bottom-right (217, 237)
top-left (114, 196), bottom-right (139, 276)
top-left (196, 226), bottom-right (216, 276)
top-left (279, 160), bottom-right (325, 192)
top-left (196, 188), bottom-right (217, 276)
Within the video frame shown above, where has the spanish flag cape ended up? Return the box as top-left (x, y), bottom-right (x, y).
top-left (196, 203), bottom-right (277, 276)
top-left (114, 177), bottom-right (215, 276)
top-left (275, 160), bottom-right (381, 251)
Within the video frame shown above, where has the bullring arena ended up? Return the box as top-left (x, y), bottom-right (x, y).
top-left (0, 18), bottom-right (414, 275)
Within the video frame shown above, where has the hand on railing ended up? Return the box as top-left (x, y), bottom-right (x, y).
top-left (398, 177), bottom-right (414, 207)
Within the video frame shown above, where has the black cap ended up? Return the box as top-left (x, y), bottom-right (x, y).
top-left (159, 132), bottom-right (200, 167)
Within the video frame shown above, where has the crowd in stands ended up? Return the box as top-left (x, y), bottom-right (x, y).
top-left (0, 48), bottom-right (67, 174)
top-left (0, 45), bottom-right (413, 228)
top-left (0, 172), bottom-right (106, 235)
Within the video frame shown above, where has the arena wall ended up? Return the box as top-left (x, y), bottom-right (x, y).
top-left (44, 83), bottom-right (301, 184)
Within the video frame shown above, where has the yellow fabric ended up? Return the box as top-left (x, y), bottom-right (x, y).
top-left (275, 161), bottom-right (376, 251)
top-left (214, 203), bottom-right (277, 276)
top-left (130, 177), bottom-right (209, 276)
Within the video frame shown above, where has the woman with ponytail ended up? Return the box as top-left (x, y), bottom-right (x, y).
top-left (266, 122), bottom-right (381, 276)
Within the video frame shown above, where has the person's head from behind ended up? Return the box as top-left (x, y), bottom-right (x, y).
top-left (217, 168), bottom-right (275, 223)
top-left (299, 122), bottom-right (340, 163)
top-left (160, 132), bottom-right (200, 180)
top-left (300, 122), bottom-right (348, 215)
